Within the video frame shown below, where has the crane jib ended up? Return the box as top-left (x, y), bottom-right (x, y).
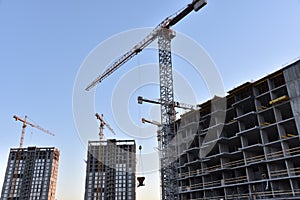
top-left (85, 29), bottom-right (159, 91)
top-left (85, 0), bottom-right (207, 91)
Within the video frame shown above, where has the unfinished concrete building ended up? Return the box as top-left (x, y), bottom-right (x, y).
top-left (176, 59), bottom-right (300, 199)
top-left (84, 139), bottom-right (136, 200)
top-left (1, 146), bottom-right (60, 200)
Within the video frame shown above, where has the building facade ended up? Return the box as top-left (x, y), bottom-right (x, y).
top-left (176, 60), bottom-right (300, 199)
top-left (1, 146), bottom-right (60, 200)
top-left (84, 139), bottom-right (136, 200)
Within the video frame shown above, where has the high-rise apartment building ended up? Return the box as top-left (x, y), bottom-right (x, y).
top-left (84, 139), bottom-right (136, 200)
top-left (1, 146), bottom-right (60, 200)
top-left (176, 59), bottom-right (300, 199)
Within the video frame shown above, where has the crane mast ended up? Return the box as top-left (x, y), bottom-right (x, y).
top-left (86, 1), bottom-right (207, 199)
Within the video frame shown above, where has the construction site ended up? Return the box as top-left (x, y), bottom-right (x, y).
top-left (1, 0), bottom-right (300, 199)
top-left (82, 0), bottom-right (300, 199)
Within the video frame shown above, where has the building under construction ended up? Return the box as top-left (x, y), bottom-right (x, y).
top-left (1, 146), bottom-right (60, 200)
top-left (84, 139), bottom-right (136, 200)
top-left (176, 59), bottom-right (300, 199)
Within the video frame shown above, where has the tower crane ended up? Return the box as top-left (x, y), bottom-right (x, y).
top-left (138, 96), bottom-right (199, 111)
top-left (138, 95), bottom-right (199, 129)
top-left (95, 113), bottom-right (116, 141)
top-left (94, 113), bottom-right (115, 199)
top-left (13, 115), bottom-right (55, 148)
top-left (142, 118), bottom-right (162, 127)
top-left (10, 115), bottom-right (54, 200)
top-left (142, 117), bottom-right (162, 142)
top-left (85, 1), bottom-right (207, 199)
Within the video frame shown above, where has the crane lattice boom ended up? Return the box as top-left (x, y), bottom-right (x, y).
top-left (142, 117), bottom-right (162, 127)
top-left (85, 0), bottom-right (207, 91)
top-left (138, 96), bottom-right (198, 111)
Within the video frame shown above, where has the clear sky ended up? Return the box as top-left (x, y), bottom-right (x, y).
top-left (1, 0), bottom-right (300, 200)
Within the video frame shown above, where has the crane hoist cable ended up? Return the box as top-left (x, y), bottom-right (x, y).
top-left (137, 145), bottom-right (145, 187)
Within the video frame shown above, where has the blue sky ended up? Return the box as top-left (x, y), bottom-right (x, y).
top-left (1, 0), bottom-right (300, 199)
